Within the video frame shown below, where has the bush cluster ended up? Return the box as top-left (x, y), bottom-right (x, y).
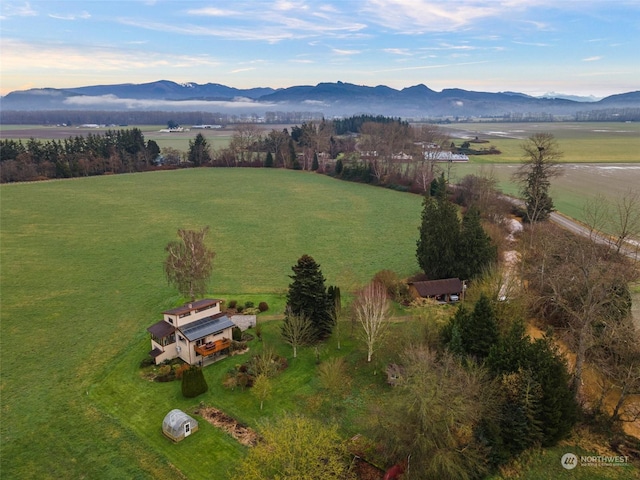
top-left (222, 351), bottom-right (288, 390)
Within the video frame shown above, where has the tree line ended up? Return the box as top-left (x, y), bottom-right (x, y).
top-left (0, 128), bottom-right (160, 182)
top-left (1, 116), bottom-right (470, 193)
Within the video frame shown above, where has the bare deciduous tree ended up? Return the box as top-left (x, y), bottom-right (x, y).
top-left (513, 133), bottom-right (563, 225)
top-left (610, 188), bottom-right (640, 255)
top-left (164, 226), bottom-right (215, 301)
top-left (353, 281), bottom-right (390, 362)
top-left (229, 124), bottom-right (262, 166)
top-left (524, 225), bottom-right (636, 402)
top-left (281, 307), bottom-right (314, 358)
top-left (589, 318), bottom-right (640, 423)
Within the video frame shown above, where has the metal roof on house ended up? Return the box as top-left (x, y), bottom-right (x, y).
top-left (410, 278), bottom-right (463, 297)
top-left (163, 298), bottom-right (222, 316)
top-left (179, 313), bottom-right (235, 342)
top-left (147, 320), bottom-right (176, 338)
top-left (149, 347), bottom-right (163, 358)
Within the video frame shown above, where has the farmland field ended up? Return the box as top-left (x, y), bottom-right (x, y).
top-left (1, 168), bottom-right (638, 479)
top-left (0, 168), bottom-right (424, 479)
top-left (442, 122), bottom-right (640, 163)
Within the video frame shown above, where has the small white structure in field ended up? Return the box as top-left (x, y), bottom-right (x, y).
top-left (162, 409), bottom-right (198, 442)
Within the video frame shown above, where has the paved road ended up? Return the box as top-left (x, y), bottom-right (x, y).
top-left (503, 195), bottom-right (639, 261)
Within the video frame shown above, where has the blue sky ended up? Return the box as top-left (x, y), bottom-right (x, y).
top-left (1, 0), bottom-right (639, 97)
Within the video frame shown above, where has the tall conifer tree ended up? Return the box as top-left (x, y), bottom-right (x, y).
top-left (286, 255), bottom-right (333, 341)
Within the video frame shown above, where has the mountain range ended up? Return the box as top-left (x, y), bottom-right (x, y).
top-left (2, 80), bottom-right (639, 118)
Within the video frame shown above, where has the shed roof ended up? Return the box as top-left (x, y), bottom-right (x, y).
top-left (410, 278), bottom-right (463, 297)
top-left (180, 313), bottom-right (235, 342)
top-left (147, 320), bottom-right (175, 338)
top-left (163, 298), bottom-right (222, 316)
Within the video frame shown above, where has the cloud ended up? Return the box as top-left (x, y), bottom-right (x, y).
top-left (332, 48), bottom-right (361, 55)
top-left (582, 56), bottom-right (603, 62)
top-left (48, 11), bottom-right (91, 20)
top-left (1, 1), bottom-right (37, 17)
top-left (0, 38), bottom-right (221, 73)
top-left (360, 0), bottom-right (503, 32)
top-left (186, 7), bottom-right (238, 16)
top-left (230, 67), bottom-right (256, 74)
top-left (383, 48), bottom-right (412, 56)
top-left (62, 94), bottom-right (276, 109)
top-left (371, 60), bottom-right (490, 73)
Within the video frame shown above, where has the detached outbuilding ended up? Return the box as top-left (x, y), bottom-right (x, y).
top-left (408, 278), bottom-right (463, 303)
top-left (162, 409), bottom-right (198, 442)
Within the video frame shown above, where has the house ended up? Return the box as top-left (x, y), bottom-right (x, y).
top-left (147, 299), bottom-right (235, 366)
top-left (408, 278), bottom-right (463, 303)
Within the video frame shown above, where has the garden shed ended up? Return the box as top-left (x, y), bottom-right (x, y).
top-left (162, 409), bottom-right (199, 442)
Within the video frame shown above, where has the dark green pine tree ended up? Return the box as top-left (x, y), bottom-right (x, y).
top-left (264, 151), bottom-right (274, 168)
top-left (486, 325), bottom-right (577, 448)
top-left (311, 152), bottom-right (319, 171)
top-left (461, 294), bottom-right (499, 359)
top-left (416, 195), bottom-right (460, 279)
top-left (187, 133), bottom-right (212, 166)
top-left (181, 365), bottom-right (209, 398)
top-left (289, 139), bottom-right (301, 170)
top-left (527, 337), bottom-right (578, 445)
top-left (430, 172), bottom-right (447, 198)
top-left (457, 206), bottom-right (497, 280)
top-left (286, 255), bottom-right (333, 341)
top-left (334, 158), bottom-right (343, 175)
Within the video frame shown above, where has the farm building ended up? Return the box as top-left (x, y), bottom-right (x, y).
top-left (162, 409), bottom-right (198, 442)
top-left (147, 299), bottom-right (235, 366)
top-left (408, 278), bottom-right (463, 303)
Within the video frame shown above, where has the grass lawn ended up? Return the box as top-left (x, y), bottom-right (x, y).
top-left (0, 168), bottom-right (423, 478)
top-left (1, 167), bottom-right (637, 479)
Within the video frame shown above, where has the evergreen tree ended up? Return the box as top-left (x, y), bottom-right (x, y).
top-left (486, 325), bottom-right (577, 448)
top-left (458, 207), bottom-right (497, 279)
top-left (334, 158), bottom-right (343, 175)
top-left (265, 151), bottom-right (274, 168)
top-left (181, 365), bottom-right (208, 398)
top-left (430, 172), bottom-right (447, 198)
top-left (188, 133), bottom-right (212, 166)
top-left (461, 294), bottom-right (499, 359)
top-left (286, 255), bottom-right (333, 341)
top-left (311, 152), bottom-right (319, 171)
top-left (444, 295), bottom-right (498, 361)
top-left (416, 195), bottom-right (460, 279)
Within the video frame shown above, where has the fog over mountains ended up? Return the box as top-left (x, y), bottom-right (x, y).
top-left (2, 80), bottom-right (639, 119)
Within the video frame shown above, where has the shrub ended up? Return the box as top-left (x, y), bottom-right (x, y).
top-left (244, 301), bottom-right (255, 309)
top-left (236, 305), bottom-right (244, 313)
top-left (139, 357), bottom-right (154, 368)
top-left (258, 301), bottom-right (269, 312)
top-left (175, 363), bottom-right (190, 379)
top-left (181, 366), bottom-right (208, 398)
top-left (228, 300), bottom-right (238, 309)
top-left (373, 269), bottom-right (411, 304)
top-left (243, 307), bottom-right (260, 315)
top-left (232, 326), bottom-right (242, 341)
top-left (158, 365), bottom-right (172, 376)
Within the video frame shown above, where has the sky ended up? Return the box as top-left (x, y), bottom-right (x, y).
top-left (1, 0), bottom-right (639, 98)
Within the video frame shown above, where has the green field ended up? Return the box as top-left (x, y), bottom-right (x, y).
top-left (0, 168), bottom-right (424, 479)
top-left (1, 168), bottom-right (637, 479)
top-left (443, 122), bottom-right (640, 163)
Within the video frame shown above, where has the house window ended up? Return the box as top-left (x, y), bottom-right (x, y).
top-left (179, 311), bottom-right (191, 318)
top-left (196, 304), bottom-right (215, 313)
top-left (178, 335), bottom-right (185, 342)
top-left (167, 317), bottom-right (174, 324)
